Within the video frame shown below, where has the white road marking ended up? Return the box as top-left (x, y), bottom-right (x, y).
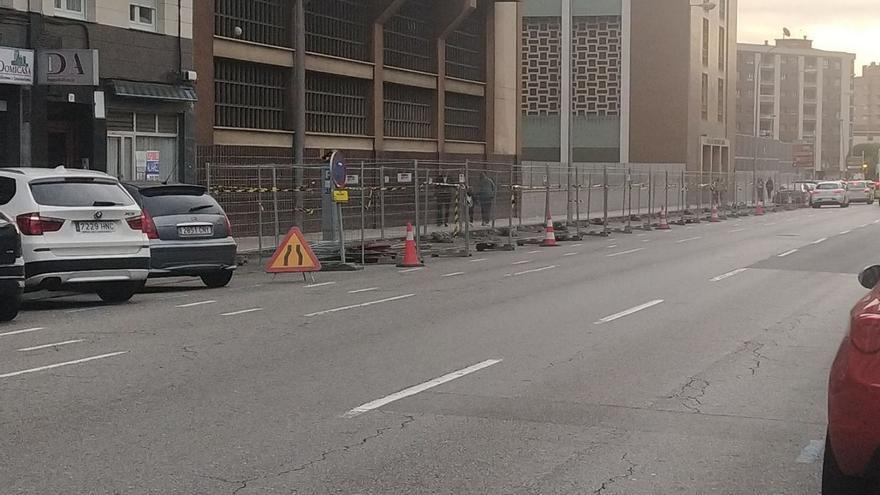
top-left (0, 351), bottom-right (128, 379)
top-left (348, 287), bottom-right (379, 294)
top-left (221, 308), bottom-right (263, 316)
top-left (860, 223), bottom-right (870, 228)
top-left (642, 239), bottom-right (651, 243)
top-left (176, 300), bottom-right (216, 308)
top-left (765, 222), bottom-right (776, 226)
top-left (469, 258), bottom-right (488, 263)
top-left (512, 265), bottom-right (557, 277)
top-left (840, 230), bottom-right (851, 235)
top-left (343, 359), bottom-right (503, 418)
top-left (572, 244), bottom-right (583, 247)
top-left (676, 236), bottom-right (702, 244)
top-left (17, 340), bottom-right (84, 352)
top-left (65, 307), bottom-right (102, 314)
top-left (710, 268), bottom-right (748, 282)
top-left (795, 440), bottom-right (825, 464)
top-left (512, 260), bottom-right (532, 265)
top-left (442, 272), bottom-right (465, 277)
top-left (398, 267), bottom-right (424, 273)
top-left (874, 219), bottom-right (880, 224)
top-left (528, 250), bottom-right (541, 254)
top-left (563, 252), bottom-right (578, 256)
top-left (636, 233), bottom-right (646, 237)
top-left (305, 294), bottom-right (416, 317)
top-left (305, 282), bottom-right (336, 288)
top-left (606, 245), bottom-right (618, 249)
top-left (729, 228), bottom-right (745, 233)
top-left (595, 299), bottom-right (664, 324)
top-left (778, 249), bottom-right (798, 257)
top-left (0, 327), bottom-right (44, 338)
top-left (607, 248), bottom-right (645, 258)
top-left (811, 237), bottom-right (827, 245)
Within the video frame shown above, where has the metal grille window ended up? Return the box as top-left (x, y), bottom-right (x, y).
top-left (717, 78), bottom-right (725, 122)
top-left (384, 83), bottom-right (434, 138)
top-left (384, 0), bottom-right (436, 73)
top-left (446, 12), bottom-right (485, 81)
top-left (214, 0), bottom-right (289, 47)
top-left (702, 18), bottom-right (710, 67)
top-left (306, 0), bottom-right (369, 61)
top-left (701, 73), bottom-right (709, 120)
top-left (215, 58), bottom-right (286, 130)
top-left (306, 72), bottom-right (368, 135)
top-left (445, 93), bottom-right (484, 142)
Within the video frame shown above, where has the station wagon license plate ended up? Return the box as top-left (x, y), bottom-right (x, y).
top-left (178, 225), bottom-right (213, 237)
top-left (76, 221), bottom-right (115, 233)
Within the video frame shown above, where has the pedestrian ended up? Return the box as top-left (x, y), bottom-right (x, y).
top-left (756, 178), bottom-right (765, 203)
top-left (765, 177), bottom-right (774, 204)
top-left (466, 188), bottom-right (475, 224)
top-left (435, 173), bottom-right (454, 227)
top-left (477, 171), bottom-right (496, 226)
top-left (710, 181), bottom-right (719, 206)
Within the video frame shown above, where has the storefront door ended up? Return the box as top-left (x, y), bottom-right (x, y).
top-left (107, 135), bottom-right (134, 180)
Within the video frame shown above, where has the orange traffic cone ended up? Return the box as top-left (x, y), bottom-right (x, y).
top-left (657, 209), bottom-right (671, 230)
top-left (755, 201), bottom-right (765, 216)
top-left (541, 217), bottom-right (558, 247)
top-left (397, 223), bottom-right (424, 267)
top-left (710, 205), bottom-right (720, 222)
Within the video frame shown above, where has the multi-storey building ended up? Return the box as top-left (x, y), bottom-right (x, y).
top-left (854, 62), bottom-right (880, 146)
top-left (0, 0), bottom-right (195, 180)
top-left (519, 0), bottom-right (738, 176)
top-left (736, 38), bottom-right (855, 178)
top-left (193, 0), bottom-right (519, 164)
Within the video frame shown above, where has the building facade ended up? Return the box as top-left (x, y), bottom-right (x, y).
top-left (854, 62), bottom-right (880, 146)
top-left (193, 0), bottom-right (519, 164)
top-left (736, 39), bottom-right (855, 178)
top-left (520, 0), bottom-right (738, 176)
top-left (0, 0), bottom-right (195, 181)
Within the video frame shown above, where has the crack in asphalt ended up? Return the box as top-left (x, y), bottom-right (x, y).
top-left (746, 341), bottom-right (771, 376)
top-left (592, 453), bottom-right (637, 494)
top-left (669, 376), bottom-right (710, 413)
top-left (199, 414), bottom-right (417, 494)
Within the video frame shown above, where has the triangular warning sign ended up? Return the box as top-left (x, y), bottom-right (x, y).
top-left (265, 227), bottom-right (322, 273)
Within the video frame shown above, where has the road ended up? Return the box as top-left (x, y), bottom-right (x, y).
top-left (2, 204), bottom-right (877, 494)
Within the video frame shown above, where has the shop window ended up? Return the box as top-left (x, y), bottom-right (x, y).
top-left (107, 112), bottom-right (179, 182)
top-left (130, 1), bottom-right (157, 31)
top-left (54, 0), bottom-right (85, 19)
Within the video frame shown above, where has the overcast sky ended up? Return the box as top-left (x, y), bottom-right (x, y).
top-left (738, 0), bottom-right (880, 75)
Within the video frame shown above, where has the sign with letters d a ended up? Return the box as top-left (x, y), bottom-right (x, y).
top-left (38, 49), bottom-right (99, 86)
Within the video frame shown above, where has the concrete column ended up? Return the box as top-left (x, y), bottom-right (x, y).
top-left (489, 0), bottom-right (519, 160)
top-left (797, 55), bottom-right (804, 141)
top-left (559, 0), bottom-right (571, 165)
top-left (816, 59), bottom-right (824, 173)
top-left (772, 54), bottom-right (781, 140)
top-left (619, 0), bottom-right (632, 164)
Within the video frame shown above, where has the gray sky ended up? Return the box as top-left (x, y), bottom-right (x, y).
top-left (738, 0), bottom-right (879, 75)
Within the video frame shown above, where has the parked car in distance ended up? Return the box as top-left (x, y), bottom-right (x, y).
top-left (122, 182), bottom-right (237, 288)
top-left (825, 265), bottom-right (880, 494)
top-left (812, 181), bottom-right (850, 208)
top-left (847, 181), bottom-right (874, 204)
top-left (0, 167), bottom-right (149, 303)
top-left (0, 212), bottom-right (23, 321)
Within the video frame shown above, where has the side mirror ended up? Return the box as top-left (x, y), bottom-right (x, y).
top-left (859, 265), bottom-right (880, 289)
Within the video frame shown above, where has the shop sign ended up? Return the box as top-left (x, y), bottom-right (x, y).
top-left (145, 151), bottom-right (161, 181)
top-left (0, 47), bottom-right (34, 86)
top-left (38, 49), bottom-right (99, 86)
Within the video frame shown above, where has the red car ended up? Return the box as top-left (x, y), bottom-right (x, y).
top-left (825, 265), bottom-right (880, 493)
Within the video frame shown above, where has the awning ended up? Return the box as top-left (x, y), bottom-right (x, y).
top-left (110, 80), bottom-right (197, 102)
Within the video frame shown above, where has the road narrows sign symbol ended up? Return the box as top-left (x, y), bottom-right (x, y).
top-left (265, 227), bottom-right (322, 273)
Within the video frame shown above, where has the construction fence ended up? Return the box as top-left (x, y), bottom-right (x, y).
top-left (195, 148), bottom-right (808, 263)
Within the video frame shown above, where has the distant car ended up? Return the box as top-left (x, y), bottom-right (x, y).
top-left (122, 182), bottom-right (237, 288)
top-left (812, 181), bottom-right (850, 208)
top-left (0, 213), bottom-right (23, 321)
top-left (847, 181), bottom-right (874, 204)
top-left (0, 167), bottom-right (149, 303)
top-left (825, 265), bottom-right (880, 493)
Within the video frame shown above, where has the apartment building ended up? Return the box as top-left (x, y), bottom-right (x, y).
top-left (736, 38), bottom-right (855, 178)
top-left (193, 0), bottom-right (519, 164)
top-left (0, 0), bottom-right (195, 180)
top-left (854, 62), bottom-right (880, 146)
top-left (519, 0), bottom-right (738, 176)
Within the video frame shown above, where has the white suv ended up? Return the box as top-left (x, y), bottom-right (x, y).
top-left (0, 167), bottom-right (150, 303)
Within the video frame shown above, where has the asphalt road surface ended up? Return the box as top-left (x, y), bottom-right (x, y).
top-left (2, 204), bottom-right (878, 494)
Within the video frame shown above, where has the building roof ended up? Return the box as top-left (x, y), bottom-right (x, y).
top-left (738, 41), bottom-right (856, 60)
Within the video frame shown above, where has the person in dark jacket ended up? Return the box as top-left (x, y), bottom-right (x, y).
top-left (435, 173), bottom-right (455, 227)
top-left (765, 177), bottom-right (774, 204)
top-left (477, 172), bottom-right (497, 226)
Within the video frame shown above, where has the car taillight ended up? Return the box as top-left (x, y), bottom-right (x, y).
top-left (16, 212), bottom-right (64, 235)
top-left (223, 215), bottom-right (233, 237)
top-left (141, 210), bottom-right (158, 239)
top-left (126, 215), bottom-right (144, 231)
top-left (851, 313), bottom-right (880, 354)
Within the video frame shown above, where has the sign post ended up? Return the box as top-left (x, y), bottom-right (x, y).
top-left (329, 151), bottom-right (348, 264)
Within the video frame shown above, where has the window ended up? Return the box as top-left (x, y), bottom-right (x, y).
top-left (702, 73), bottom-right (709, 120)
top-left (130, 1), bottom-right (157, 31)
top-left (702, 19), bottom-right (710, 67)
top-left (0, 177), bottom-right (15, 206)
top-left (29, 180), bottom-right (135, 207)
top-left (54, 0), bottom-right (84, 18)
top-left (718, 28), bottom-right (726, 71)
top-left (718, 78), bottom-right (725, 122)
